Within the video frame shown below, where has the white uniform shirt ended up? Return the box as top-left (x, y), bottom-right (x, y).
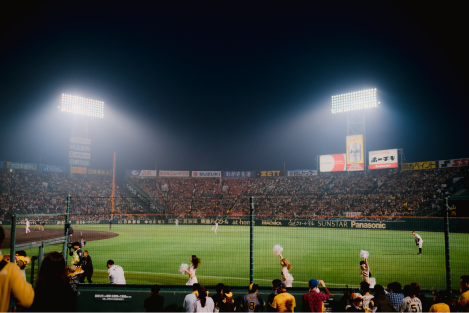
top-left (183, 293), bottom-right (197, 312)
top-left (26, 220), bottom-right (30, 227)
top-left (400, 296), bottom-right (422, 312)
top-left (108, 264), bottom-right (126, 284)
top-left (193, 297), bottom-right (215, 312)
top-left (414, 233), bottom-right (423, 248)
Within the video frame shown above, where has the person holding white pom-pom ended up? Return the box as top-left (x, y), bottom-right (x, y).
top-left (278, 253), bottom-right (294, 287)
top-left (359, 257), bottom-right (376, 288)
top-left (185, 255), bottom-right (201, 286)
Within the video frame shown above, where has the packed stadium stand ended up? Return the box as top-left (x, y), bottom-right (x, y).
top-left (127, 167), bottom-right (469, 220)
top-left (1, 166), bottom-right (468, 222)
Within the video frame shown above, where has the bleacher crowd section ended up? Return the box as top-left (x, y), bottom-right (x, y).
top-left (1, 167), bottom-right (467, 222)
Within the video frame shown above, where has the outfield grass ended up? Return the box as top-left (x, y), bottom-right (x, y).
top-left (2, 224), bottom-right (467, 289)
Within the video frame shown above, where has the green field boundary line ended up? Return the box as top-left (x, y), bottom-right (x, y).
top-left (92, 269), bottom-right (359, 287)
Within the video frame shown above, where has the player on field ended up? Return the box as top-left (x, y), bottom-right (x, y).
top-left (25, 219), bottom-right (30, 234)
top-left (175, 218), bottom-right (178, 227)
top-left (400, 285), bottom-right (422, 312)
top-left (34, 219), bottom-right (40, 231)
top-left (412, 231), bottom-right (423, 255)
top-left (211, 221), bottom-right (218, 234)
top-left (107, 260), bottom-right (126, 284)
top-left (184, 255), bottom-right (200, 286)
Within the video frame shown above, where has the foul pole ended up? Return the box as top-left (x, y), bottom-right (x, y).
top-left (112, 152), bottom-right (116, 220)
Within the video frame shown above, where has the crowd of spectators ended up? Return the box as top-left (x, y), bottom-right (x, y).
top-left (0, 170), bottom-right (136, 221)
top-left (130, 167), bottom-right (467, 220)
top-left (0, 167), bottom-right (466, 222)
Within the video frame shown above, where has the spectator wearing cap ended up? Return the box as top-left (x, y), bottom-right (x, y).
top-left (268, 279), bottom-right (282, 312)
top-left (301, 278), bottom-right (330, 312)
top-left (429, 290), bottom-right (450, 312)
top-left (270, 282), bottom-right (296, 312)
top-left (386, 282), bottom-right (404, 311)
top-left (346, 293), bottom-right (365, 312)
top-left (218, 285), bottom-right (236, 312)
top-left (370, 285), bottom-right (394, 312)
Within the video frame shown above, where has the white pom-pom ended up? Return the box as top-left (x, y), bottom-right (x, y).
top-left (273, 244), bottom-right (283, 256)
top-left (359, 250), bottom-right (369, 259)
top-left (179, 263), bottom-right (189, 275)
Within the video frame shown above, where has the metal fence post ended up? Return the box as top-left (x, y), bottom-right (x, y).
top-left (250, 196), bottom-right (254, 284)
top-left (38, 242), bottom-right (44, 272)
top-left (9, 214), bottom-right (17, 264)
top-left (444, 197), bottom-right (452, 298)
top-left (64, 195), bottom-right (71, 262)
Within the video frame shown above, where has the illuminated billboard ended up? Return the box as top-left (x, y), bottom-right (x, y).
top-left (368, 149), bottom-right (398, 169)
top-left (331, 89), bottom-right (378, 114)
top-left (320, 154), bottom-right (346, 172)
top-left (346, 135), bottom-right (364, 171)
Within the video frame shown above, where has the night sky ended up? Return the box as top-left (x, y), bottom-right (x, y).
top-left (1, 2), bottom-right (467, 179)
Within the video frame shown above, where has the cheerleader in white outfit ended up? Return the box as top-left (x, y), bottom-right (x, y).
top-left (185, 255), bottom-right (200, 285)
top-left (279, 253), bottom-right (294, 287)
top-left (359, 258), bottom-right (376, 288)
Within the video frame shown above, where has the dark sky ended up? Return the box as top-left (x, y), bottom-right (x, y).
top-left (0, 2), bottom-right (467, 178)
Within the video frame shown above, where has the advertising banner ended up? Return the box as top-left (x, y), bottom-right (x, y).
top-left (224, 171), bottom-right (254, 178)
top-left (320, 154), bottom-right (346, 172)
top-left (87, 169), bottom-right (110, 175)
top-left (69, 159), bottom-right (90, 167)
top-left (255, 171), bottom-right (285, 177)
top-left (368, 149), bottom-right (398, 169)
top-left (287, 169), bottom-right (318, 176)
top-left (125, 170), bottom-right (157, 177)
top-left (71, 166), bottom-right (87, 174)
top-left (346, 135), bottom-right (364, 171)
top-left (7, 162), bottom-right (37, 171)
top-left (346, 212), bottom-right (362, 218)
top-left (70, 137), bottom-right (91, 145)
top-left (39, 164), bottom-right (67, 173)
top-left (192, 171), bottom-right (221, 178)
top-left (159, 171), bottom-right (190, 177)
top-left (439, 158), bottom-right (469, 168)
top-left (69, 151), bottom-right (90, 159)
top-left (401, 161), bottom-right (436, 171)
top-left (70, 144), bottom-right (91, 152)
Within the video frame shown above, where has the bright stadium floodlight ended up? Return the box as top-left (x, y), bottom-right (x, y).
top-left (61, 94), bottom-right (104, 118)
top-left (331, 88), bottom-right (378, 114)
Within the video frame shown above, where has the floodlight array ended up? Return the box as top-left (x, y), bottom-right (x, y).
top-left (61, 94), bottom-right (104, 118)
top-left (331, 88), bottom-right (377, 114)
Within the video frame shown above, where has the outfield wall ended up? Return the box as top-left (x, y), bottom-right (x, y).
top-left (4, 217), bottom-right (466, 232)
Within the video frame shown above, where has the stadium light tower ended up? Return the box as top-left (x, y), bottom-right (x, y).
top-left (331, 88), bottom-right (379, 174)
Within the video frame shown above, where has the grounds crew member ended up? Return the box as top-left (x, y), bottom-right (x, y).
top-left (0, 225), bottom-right (35, 311)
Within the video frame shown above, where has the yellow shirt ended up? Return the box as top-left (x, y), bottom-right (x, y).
top-left (459, 290), bottom-right (469, 312)
top-left (271, 292), bottom-right (296, 312)
top-left (429, 303), bottom-right (450, 312)
top-left (0, 256), bottom-right (35, 312)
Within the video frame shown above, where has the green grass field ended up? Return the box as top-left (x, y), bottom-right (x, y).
top-left (2, 224), bottom-right (468, 289)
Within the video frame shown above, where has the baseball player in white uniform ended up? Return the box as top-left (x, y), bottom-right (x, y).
top-left (25, 219), bottom-right (30, 233)
top-left (412, 231), bottom-right (423, 255)
top-left (107, 260), bottom-right (126, 284)
top-left (175, 218), bottom-right (178, 227)
top-left (211, 221), bottom-right (218, 234)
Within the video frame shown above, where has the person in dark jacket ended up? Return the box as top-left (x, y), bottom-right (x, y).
top-left (79, 250), bottom-right (93, 283)
top-left (29, 251), bottom-right (76, 312)
top-left (370, 285), bottom-right (395, 312)
top-left (144, 284), bottom-right (164, 312)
